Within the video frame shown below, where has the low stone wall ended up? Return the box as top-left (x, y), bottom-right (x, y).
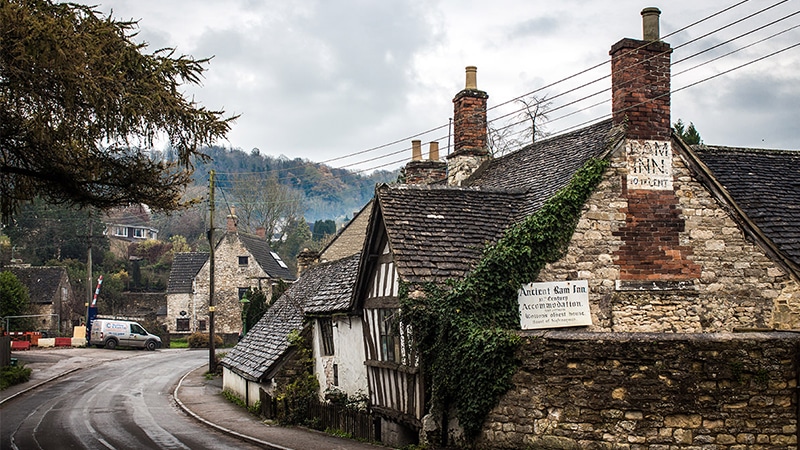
top-left (479, 331), bottom-right (799, 449)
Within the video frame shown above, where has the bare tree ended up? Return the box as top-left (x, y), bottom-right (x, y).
top-left (227, 174), bottom-right (304, 241)
top-left (487, 94), bottom-right (552, 157)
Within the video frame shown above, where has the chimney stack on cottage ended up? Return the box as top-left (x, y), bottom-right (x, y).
top-left (610, 7), bottom-right (671, 141)
top-left (403, 140), bottom-right (447, 185)
top-left (296, 248), bottom-right (320, 277)
top-left (447, 66), bottom-right (490, 186)
top-left (226, 206), bottom-right (238, 233)
top-left (610, 8), bottom-right (701, 284)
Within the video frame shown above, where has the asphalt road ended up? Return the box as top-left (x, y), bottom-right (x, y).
top-left (0, 348), bottom-right (261, 450)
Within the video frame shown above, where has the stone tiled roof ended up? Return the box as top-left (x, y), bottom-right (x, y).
top-left (6, 266), bottom-right (67, 304)
top-left (370, 120), bottom-right (622, 287)
top-left (693, 146), bottom-right (800, 266)
top-left (166, 252), bottom-right (208, 294)
top-left (376, 184), bottom-right (526, 285)
top-left (304, 254), bottom-right (360, 314)
top-left (238, 233), bottom-right (296, 281)
top-left (222, 254), bottom-right (359, 380)
top-left (466, 119), bottom-right (621, 219)
top-left (221, 290), bottom-right (305, 381)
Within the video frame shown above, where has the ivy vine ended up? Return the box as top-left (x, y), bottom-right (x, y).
top-left (400, 157), bottom-right (609, 440)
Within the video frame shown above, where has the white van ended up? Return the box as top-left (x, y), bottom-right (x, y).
top-left (90, 319), bottom-right (162, 351)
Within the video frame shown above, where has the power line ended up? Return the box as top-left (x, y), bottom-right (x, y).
top-left (209, 1), bottom-right (780, 176)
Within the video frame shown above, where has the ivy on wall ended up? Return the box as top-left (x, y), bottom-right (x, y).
top-left (400, 157), bottom-right (610, 440)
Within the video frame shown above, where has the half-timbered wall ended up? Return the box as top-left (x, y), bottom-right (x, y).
top-left (362, 241), bottom-right (424, 427)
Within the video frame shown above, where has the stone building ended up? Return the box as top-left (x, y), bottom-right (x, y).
top-left (165, 212), bottom-right (294, 338)
top-left (349, 7), bottom-right (800, 449)
top-left (6, 265), bottom-right (76, 333)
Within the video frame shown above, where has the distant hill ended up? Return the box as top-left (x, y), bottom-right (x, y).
top-left (191, 146), bottom-right (399, 222)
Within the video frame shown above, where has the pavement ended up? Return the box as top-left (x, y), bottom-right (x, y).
top-left (1, 347), bottom-right (387, 450)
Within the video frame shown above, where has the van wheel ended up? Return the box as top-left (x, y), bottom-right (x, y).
top-left (105, 339), bottom-right (117, 350)
top-left (145, 340), bottom-right (157, 351)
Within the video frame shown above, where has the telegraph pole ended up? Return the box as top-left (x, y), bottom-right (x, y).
top-left (208, 170), bottom-right (216, 373)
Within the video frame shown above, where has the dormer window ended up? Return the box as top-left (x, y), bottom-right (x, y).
top-left (238, 256), bottom-right (248, 266)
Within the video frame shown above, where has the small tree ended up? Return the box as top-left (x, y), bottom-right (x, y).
top-left (674, 119), bottom-right (702, 145)
top-left (0, 271), bottom-right (30, 330)
top-left (243, 287), bottom-right (269, 333)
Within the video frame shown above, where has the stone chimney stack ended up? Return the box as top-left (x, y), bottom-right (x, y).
top-left (610, 7), bottom-right (672, 141)
top-left (296, 248), bottom-right (320, 277)
top-left (403, 141), bottom-right (446, 185)
top-left (226, 206), bottom-right (238, 233)
top-left (447, 66), bottom-right (490, 186)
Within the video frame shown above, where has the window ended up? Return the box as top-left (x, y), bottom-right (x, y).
top-left (132, 228), bottom-right (145, 238)
top-left (378, 309), bottom-right (400, 363)
top-left (333, 364), bottom-right (339, 386)
top-left (198, 320), bottom-right (207, 331)
top-left (131, 323), bottom-right (147, 335)
top-left (238, 287), bottom-right (249, 300)
top-left (319, 318), bottom-right (335, 356)
top-left (176, 318), bottom-right (190, 332)
top-left (238, 256), bottom-right (249, 266)
top-left (270, 251), bottom-right (289, 269)
top-left (113, 226), bottom-right (126, 237)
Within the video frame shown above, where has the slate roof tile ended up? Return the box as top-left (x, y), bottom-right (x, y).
top-left (6, 266), bottom-right (67, 303)
top-left (693, 145), bottom-right (800, 265)
top-left (238, 233), bottom-right (296, 281)
top-left (166, 252), bottom-right (208, 294)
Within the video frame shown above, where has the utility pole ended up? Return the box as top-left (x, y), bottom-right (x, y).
top-left (208, 170), bottom-right (216, 373)
top-left (86, 218), bottom-right (93, 325)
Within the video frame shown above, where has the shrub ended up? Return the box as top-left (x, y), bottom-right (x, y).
top-left (0, 364), bottom-right (32, 390)
top-left (187, 332), bottom-right (223, 348)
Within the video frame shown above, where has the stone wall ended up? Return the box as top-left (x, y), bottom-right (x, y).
top-left (537, 140), bottom-right (800, 332)
top-left (479, 331), bottom-right (799, 449)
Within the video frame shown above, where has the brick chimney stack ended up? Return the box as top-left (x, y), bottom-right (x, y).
top-left (610, 7), bottom-right (672, 141)
top-left (611, 8), bottom-right (701, 285)
top-left (403, 141), bottom-right (446, 185)
top-left (226, 206), bottom-right (238, 233)
top-left (447, 66), bottom-right (490, 186)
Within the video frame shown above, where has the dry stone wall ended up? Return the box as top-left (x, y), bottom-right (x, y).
top-left (479, 331), bottom-right (799, 450)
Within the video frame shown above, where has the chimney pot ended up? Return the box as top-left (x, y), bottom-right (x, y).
top-left (465, 66), bottom-right (478, 90)
top-left (429, 142), bottom-right (440, 161)
top-left (642, 7), bottom-right (661, 41)
top-left (412, 140), bottom-right (422, 161)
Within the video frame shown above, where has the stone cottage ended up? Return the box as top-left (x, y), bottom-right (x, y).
top-left (165, 211), bottom-right (295, 339)
top-left (6, 265), bottom-right (76, 333)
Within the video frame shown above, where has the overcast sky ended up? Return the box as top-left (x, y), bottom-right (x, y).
top-left (82, 0), bottom-right (799, 172)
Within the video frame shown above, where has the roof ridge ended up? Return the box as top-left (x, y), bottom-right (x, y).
top-left (693, 145), bottom-right (800, 155)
